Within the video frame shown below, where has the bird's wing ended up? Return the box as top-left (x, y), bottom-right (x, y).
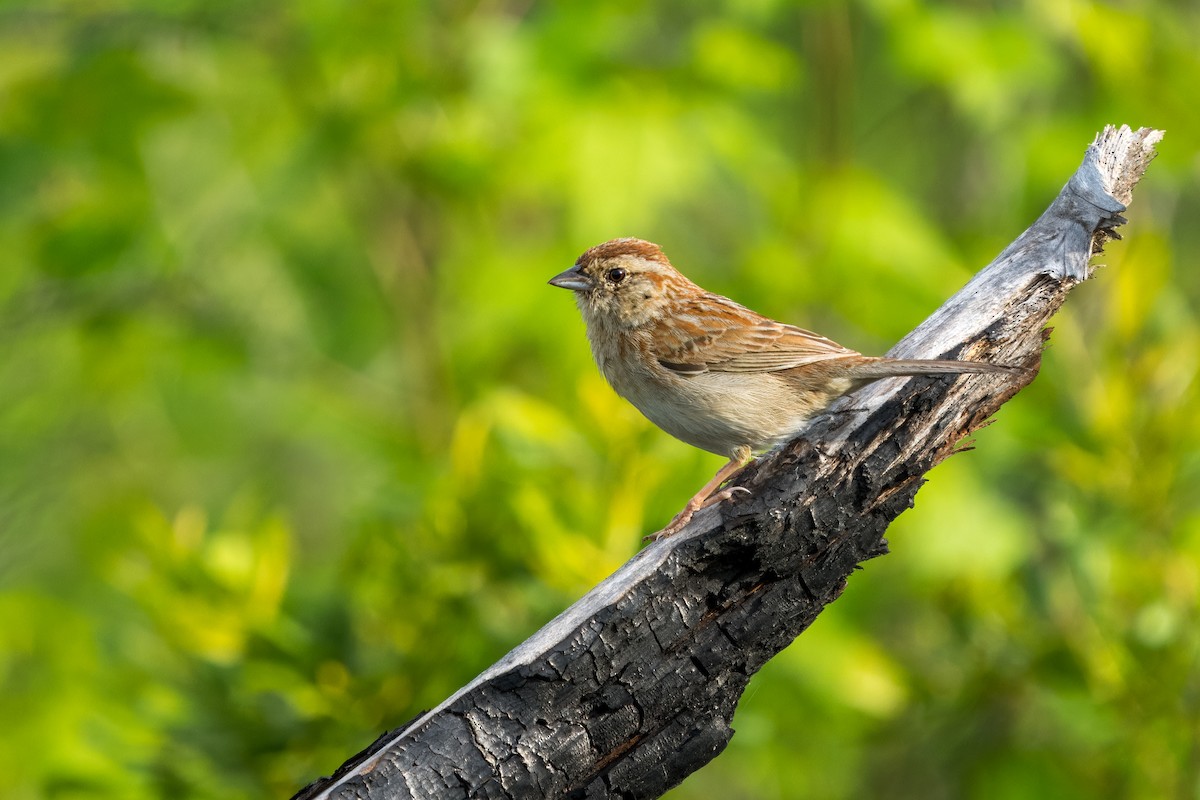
top-left (648, 294), bottom-right (859, 375)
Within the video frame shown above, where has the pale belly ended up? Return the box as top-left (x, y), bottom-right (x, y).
top-left (611, 369), bottom-right (816, 457)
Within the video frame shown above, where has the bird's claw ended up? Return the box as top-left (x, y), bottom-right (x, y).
top-left (702, 485), bottom-right (751, 507)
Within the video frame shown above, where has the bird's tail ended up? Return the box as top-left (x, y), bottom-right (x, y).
top-left (846, 357), bottom-right (1020, 381)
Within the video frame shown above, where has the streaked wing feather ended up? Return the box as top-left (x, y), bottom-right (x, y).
top-left (650, 294), bottom-right (858, 374)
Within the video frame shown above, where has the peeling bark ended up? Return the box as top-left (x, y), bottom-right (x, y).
top-left (293, 125), bottom-right (1163, 800)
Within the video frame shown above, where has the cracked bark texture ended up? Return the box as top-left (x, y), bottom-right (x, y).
top-left (293, 125), bottom-right (1163, 800)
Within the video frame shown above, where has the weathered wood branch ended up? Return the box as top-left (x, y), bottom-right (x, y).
top-left (294, 125), bottom-right (1163, 800)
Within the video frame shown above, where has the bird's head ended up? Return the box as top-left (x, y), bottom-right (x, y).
top-left (549, 238), bottom-right (695, 329)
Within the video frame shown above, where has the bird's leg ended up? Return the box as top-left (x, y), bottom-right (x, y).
top-left (646, 445), bottom-right (754, 542)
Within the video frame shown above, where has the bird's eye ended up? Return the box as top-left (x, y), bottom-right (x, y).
top-left (606, 268), bottom-right (627, 284)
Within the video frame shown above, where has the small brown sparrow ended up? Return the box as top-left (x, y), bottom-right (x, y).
top-left (550, 238), bottom-right (1015, 540)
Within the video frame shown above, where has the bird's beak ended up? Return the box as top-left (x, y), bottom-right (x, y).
top-left (548, 267), bottom-right (594, 292)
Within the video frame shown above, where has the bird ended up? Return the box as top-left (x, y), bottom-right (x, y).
top-left (549, 237), bottom-right (1016, 540)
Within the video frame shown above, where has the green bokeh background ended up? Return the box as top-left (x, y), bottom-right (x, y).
top-left (2, 2), bottom-right (1198, 798)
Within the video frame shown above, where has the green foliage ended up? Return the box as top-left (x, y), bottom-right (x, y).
top-left (1, 2), bottom-right (1197, 798)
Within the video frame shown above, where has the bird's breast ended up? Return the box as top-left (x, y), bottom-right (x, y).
top-left (582, 320), bottom-right (823, 456)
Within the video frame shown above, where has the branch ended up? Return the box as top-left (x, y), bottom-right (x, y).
top-left (294, 125), bottom-right (1164, 800)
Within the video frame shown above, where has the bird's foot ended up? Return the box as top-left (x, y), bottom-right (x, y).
top-left (643, 485), bottom-right (752, 542)
top-left (643, 447), bottom-right (755, 543)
